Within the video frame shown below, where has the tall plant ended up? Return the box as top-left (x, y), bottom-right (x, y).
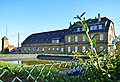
top-left (73, 12), bottom-right (120, 82)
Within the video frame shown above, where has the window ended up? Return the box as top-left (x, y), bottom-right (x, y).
top-left (90, 26), bottom-right (94, 30)
top-left (68, 46), bottom-right (71, 53)
top-left (99, 25), bottom-right (102, 29)
top-left (52, 40), bottom-right (54, 43)
top-left (56, 48), bottom-right (59, 51)
top-left (75, 46), bottom-right (78, 52)
top-left (77, 28), bottom-right (80, 32)
top-left (36, 47), bottom-right (39, 51)
top-left (90, 45), bottom-right (94, 52)
top-left (94, 25), bottom-right (97, 30)
top-left (32, 48), bottom-right (35, 51)
top-left (56, 40), bottom-right (59, 43)
top-left (99, 46), bottom-right (103, 52)
top-left (48, 48), bottom-right (51, 50)
top-left (24, 48), bottom-right (26, 51)
top-left (90, 34), bottom-right (94, 39)
top-left (41, 48), bottom-right (44, 52)
top-left (100, 34), bottom-right (104, 40)
top-left (61, 48), bottom-right (64, 52)
top-left (52, 48), bottom-right (55, 51)
top-left (68, 36), bottom-right (71, 42)
top-left (82, 27), bottom-right (85, 31)
top-left (75, 36), bottom-right (78, 42)
top-left (82, 46), bottom-right (86, 52)
top-left (28, 48), bottom-right (30, 51)
top-left (82, 36), bottom-right (86, 42)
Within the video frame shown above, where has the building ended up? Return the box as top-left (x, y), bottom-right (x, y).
top-left (2, 36), bottom-right (9, 51)
top-left (1, 36), bottom-right (16, 52)
top-left (21, 14), bottom-right (116, 54)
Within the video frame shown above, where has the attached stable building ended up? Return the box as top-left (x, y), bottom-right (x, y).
top-left (21, 14), bottom-right (116, 54)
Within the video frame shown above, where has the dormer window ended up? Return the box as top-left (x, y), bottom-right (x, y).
top-left (94, 25), bottom-right (97, 30)
top-left (99, 25), bottom-right (102, 29)
top-left (90, 26), bottom-right (94, 30)
top-left (56, 40), bottom-right (59, 43)
top-left (82, 27), bottom-right (85, 31)
top-left (77, 28), bottom-right (80, 32)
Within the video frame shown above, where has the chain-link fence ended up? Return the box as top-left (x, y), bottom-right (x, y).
top-left (0, 60), bottom-right (84, 82)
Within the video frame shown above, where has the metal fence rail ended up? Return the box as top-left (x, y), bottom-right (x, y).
top-left (0, 61), bottom-right (83, 82)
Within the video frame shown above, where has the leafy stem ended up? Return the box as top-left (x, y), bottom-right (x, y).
top-left (74, 12), bottom-right (101, 69)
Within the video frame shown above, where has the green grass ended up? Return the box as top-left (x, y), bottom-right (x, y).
top-left (0, 61), bottom-right (62, 82)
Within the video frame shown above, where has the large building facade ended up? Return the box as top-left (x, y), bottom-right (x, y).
top-left (21, 14), bottom-right (116, 54)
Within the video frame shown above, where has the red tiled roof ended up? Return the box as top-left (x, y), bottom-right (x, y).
top-left (8, 45), bottom-right (14, 48)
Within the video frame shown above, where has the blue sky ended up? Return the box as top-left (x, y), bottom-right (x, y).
top-left (0, 0), bottom-right (120, 48)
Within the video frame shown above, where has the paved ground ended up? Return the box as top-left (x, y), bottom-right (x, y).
top-left (0, 56), bottom-right (37, 61)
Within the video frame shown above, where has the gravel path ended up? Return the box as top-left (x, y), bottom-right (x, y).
top-left (0, 56), bottom-right (37, 61)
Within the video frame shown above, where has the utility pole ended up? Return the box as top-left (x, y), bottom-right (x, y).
top-left (18, 32), bottom-right (20, 47)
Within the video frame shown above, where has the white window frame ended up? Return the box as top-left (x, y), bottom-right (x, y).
top-left (94, 25), bottom-right (97, 30)
top-left (61, 48), bottom-right (64, 52)
top-left (99, 25), bottom-right (102, 29)
top-left (100, 34), bottom-right (104, 40)
top-left (56, 48), bottom-right (59, 51)
top-left (68, 46), bottom-right (71, 53)
top-left (41, 48), bottom-right (44, 52)
top-left (75, 46), bottom-right (78, 52)
top-left (82, 27), bottom-right (85, 31)
top-left (99, 46), bottom-right (104, 52)
top-left (56, 40), bottom-right (59, 43)
top-left (75, 36), bottom-right (78, 42)
top-left (52, 40), bottom-right (54, 43)
top-left (82, 36), bottom-right (86, 42)
top-left (68, 36), bottom-right (71, 42)
top-left (77, 28), bottom-right (80, 32)
top-left (90, 26), bottom-right (94, 30)
top-left (82, 46), bottom-right (86, 52)
top-left (52, 48), bottom-right (55, 51)
top-left (36, 47), bottom-right (39, 51)
top-left (48, 48), bottom-right (51, 50)
top-left (24, 48), bottom-right (26, 51)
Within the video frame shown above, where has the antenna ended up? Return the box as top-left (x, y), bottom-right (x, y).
top-left (6, 25), bottom-right (8, 37)
top-left (18, 32), bottom-right (20, 47)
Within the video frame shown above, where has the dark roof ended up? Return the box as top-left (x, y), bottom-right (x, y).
top-left (66, 17), bottom-right (112, 35)
top-left (22, 29), bottom-right (67, 45)
top-left (22, 17), bottom-right (113, 45)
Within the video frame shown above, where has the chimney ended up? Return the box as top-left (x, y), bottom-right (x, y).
top-left (74, 22), bottom-right (75, 24)
top-left (83, 17), bottom-right (85, 22)
top-left (95, 17), bottom-right (97, 19)
top-left (69, 22), bottom-right (72, 26)
top-left (98, 13), bottom-right (101, 21)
